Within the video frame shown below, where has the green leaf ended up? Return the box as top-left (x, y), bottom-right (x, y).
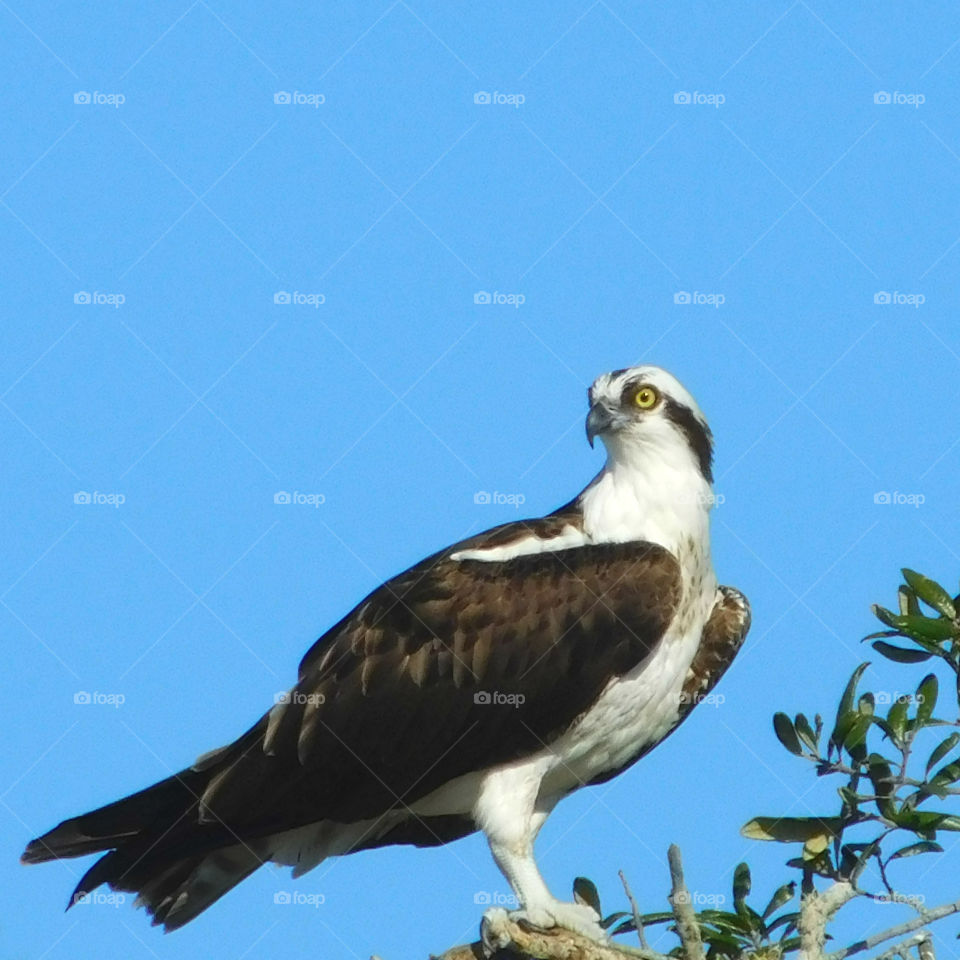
top-left (832, 664), bottom-right (869, 750)
top-left (893, 809), bottom-right (960, 834)
top-left (930, 760), bottom-right (960, 789)
top-left (898, 585), bottom-right (921, 616)
top-left (872, 641), bottom-right (934, 663)
top-left (903, 569), bottom-right (957, 619)
top-left (873, 605), bottom-right (899, 628)
top-left (866, 754), bottom-right (896, 817)
top-left (887, 695), bottom-right (910, 745)
top-left (732, 862), bottom-right (751, 908)
top-left (873, 606), bottom-right (956, 641)
top-left (917, 674), bottom-right (939, 725)
top-left (926, 733), bottom-right (960, 776)
top-left (888, 841), bottom-right (944, 860)
top-left (573, 876), bottom-right (601, 917)
top-left (795, 714), bottom-right (818, 753)
top-left (774, 713), bottom-right (804, 755)
top-left (900, 616), bottom-right (956, 641)
top-left (838, 663), bottom-right (870, 717)
top-left (766, 910), bottom-right (800, 933)
top-left (742, 816), bottom-right (842, 843)
top-left (762, 882), bottom-right (796, 920)
top-left (843, 714), bottom-right (873, 758)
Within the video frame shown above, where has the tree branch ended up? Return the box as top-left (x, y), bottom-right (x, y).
top-left (799, 880), bottom-right (858, 960)
top-left (827, 898), bottom-right (960, 960)
top-left (668, 844), bottom-right (704, 960)
top-left (430, 911), bottom-right (667, 960)
top-left (620, 869), bottom-right (649, 950)
top-left (868, 932), bottom-right (932, 960)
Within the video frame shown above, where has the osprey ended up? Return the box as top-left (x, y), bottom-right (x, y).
top-left (21, 365), bottom-right (749, 941)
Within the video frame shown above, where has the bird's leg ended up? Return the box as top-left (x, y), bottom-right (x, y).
top-left (476, 771), bottom-right (605, 943)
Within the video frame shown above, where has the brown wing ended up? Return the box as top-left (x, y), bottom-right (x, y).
top-left (198, 527), bottom-right (681, 829)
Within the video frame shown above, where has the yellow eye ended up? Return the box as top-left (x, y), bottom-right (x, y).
top-left (634, 386), bottom-right (658, 409)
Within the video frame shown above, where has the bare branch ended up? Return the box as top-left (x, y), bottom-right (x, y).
top-left (799, 880), bottom-right (858, 960)
top-left (827, 898), bottom-right (960, 960)
top-left (620, 869), bottom-right (649, 950)
top-left (868, 932), bottom-right (932, 960)
top-left (668, 844), bottom-right (704, 960)
top-left (431, 910), bottom-right (669, 960)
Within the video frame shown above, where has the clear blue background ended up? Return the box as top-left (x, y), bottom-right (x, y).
top-left (3, 2), bottom-right (960, 958)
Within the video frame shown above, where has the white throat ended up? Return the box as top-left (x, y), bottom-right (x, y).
top-left (579, 435), bottom-right (714, 565)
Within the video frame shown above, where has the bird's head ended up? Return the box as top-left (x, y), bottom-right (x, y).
top-left (585, 365), bottom-right (713, 484)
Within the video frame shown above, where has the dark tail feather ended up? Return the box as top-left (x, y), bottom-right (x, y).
top-left (21, 770), bottom-right (204, 865)
top-left (22, 761), bottom-right (273, 930)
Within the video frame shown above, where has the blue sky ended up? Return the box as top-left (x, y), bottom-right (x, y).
top-left (4, 2), bottom-right (960, 958)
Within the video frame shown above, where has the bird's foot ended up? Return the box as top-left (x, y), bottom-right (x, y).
top-left (481, 898), bottom-right (607, 949)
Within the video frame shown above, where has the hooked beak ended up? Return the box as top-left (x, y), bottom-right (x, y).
top-left (585, 403), bottom-right (615, 448)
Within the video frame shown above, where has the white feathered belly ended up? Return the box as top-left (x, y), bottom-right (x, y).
top-left (539, 615), bottom-right (704, 794)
